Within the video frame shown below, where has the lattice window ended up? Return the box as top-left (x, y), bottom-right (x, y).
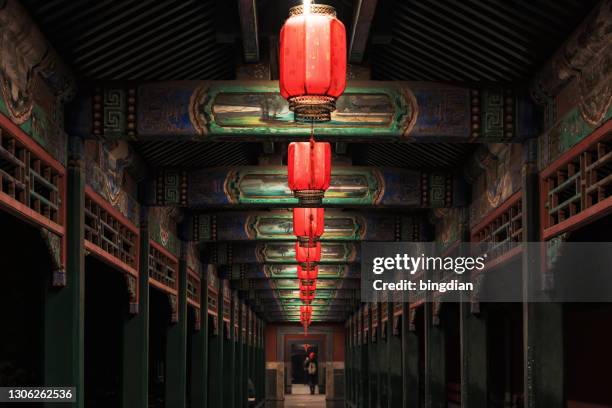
top-left (149, 245), bottom-right (178, 290)
top-left (0, 128), bottom-right (62, 225)
top-left (472, 197), bottom-right (522, 245)
top-left (543, 131), bottom-right (611, 238)
top-left (84, 194), bottom-right (137, 269)
top-left (471, 193), bottom-right (523, 263)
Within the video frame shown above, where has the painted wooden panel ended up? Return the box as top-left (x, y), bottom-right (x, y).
top-left (183, 166), bottom-right (437, 208)
top-left (69, 80), bottom-right (538, 142)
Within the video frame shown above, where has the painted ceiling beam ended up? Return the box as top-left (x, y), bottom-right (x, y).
top-left (186, 210), bottom-right (421, 242)
top-left (153, 166), bottom-right (459, 209)
top-left (207, 242), bottom-right (360, 265)
top-left (222, 263), bottom-right (360, 280)
top-left (237, 0), bottom-right (259, 62)
top-left (68, 80), bottom-right (538, 142)
top-left (349, 0), bottom-right (378, 64)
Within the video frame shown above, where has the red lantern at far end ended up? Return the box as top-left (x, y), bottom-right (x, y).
top-left (279, 2), bottom-right (346, 122)
top-left (294, 207), bottom-right (325, 247)
top-left (288, 141), bottom-right (331, 206)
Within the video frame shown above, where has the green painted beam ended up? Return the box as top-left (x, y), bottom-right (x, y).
top-left (192, 210), bottom-right (401, 242)
top-left (156, 166), bottom-right (455, 209)
top-left (69, 81), bottom-right (537, 142)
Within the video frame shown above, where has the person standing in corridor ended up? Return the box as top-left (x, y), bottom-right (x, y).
top-left (303, 352), bottom-right (318, 395)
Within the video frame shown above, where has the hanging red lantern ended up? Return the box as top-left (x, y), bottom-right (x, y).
top-left (295, 242), bottom-right (321, 265)
top-left (300, 305), bottom-right (313, 320)
top-left (279, 1), bottom-right (347, 122)
top-left (298, 264), bottom-right (319, 287)
top-left (297, 264), bottom-right (319, 281)
top-left (293, 207), bottom-right (325, 247)
top-left (299, 286), bottom-right (316, 304)
top-left (288, 141), bottom-right (331, 206)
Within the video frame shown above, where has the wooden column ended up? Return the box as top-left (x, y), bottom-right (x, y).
top-left (360, 307), bottom-right (369, 408)
top-left (522, 139), bottom-right (564, 407)
top-left (165, 255), bottom-right (188, 407)
top-left (402, 304), bottom-right (419, 408)
top-left (235, 302), bottom-right (244, 408)
top-left (208, 279), bottom-right (225, 407)
top-left (425, 300), bottom-right (446, 408)
top-left (461, 206), bottom-right (488, 408)
top-left (388, 303), bottom-right (402, 408)
top-left (460, 303), bottom-right (488, 407)
top-left (44, 137), bottom-right (85, 408)
top-left (223, 292), bottom-right (236, 408)
top-left (190, 265), bottom-right (210, 408)
top-left (122, 208), bottom-right (150, 408)
top-left (369, 304), bottom-right (379, 408)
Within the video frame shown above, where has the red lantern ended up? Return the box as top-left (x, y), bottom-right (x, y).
top-left (297, 265), bottom-right (319, 281)
top-left (298, 265), bottom-right (319, 287)
top-left (279, 1), bottom-right (346, 122)
top-left (295, 242), bottom-right (321, 265)
top-left (293, 207), bottom-right (325, 247)
top-left (300, 305), bottom-right (313, 320)
top-left (288, 141), bottom-right (331, 205)
top-left (299, 286), bottom-right (316, 304)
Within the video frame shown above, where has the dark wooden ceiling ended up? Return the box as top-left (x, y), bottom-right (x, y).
top-left (22, 0), bottom-right (598, 82)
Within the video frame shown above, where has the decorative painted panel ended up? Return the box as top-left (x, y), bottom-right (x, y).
top-left (469, 144), bottom-right (523, 228)
top-left (209, 242), bottom-right (359, 265)
top-left (84, 140), bottom-right (140, 226)
top-left (148, 207), bottom-right (181, 257)
top-left (0, 0), bottom-right (73, 164)
top-left (71, 80), bottom-right (538, 142)
top-left (184, 166), bottom-right (434, 208)
top-left (193, 210), bottom-right (400, 241)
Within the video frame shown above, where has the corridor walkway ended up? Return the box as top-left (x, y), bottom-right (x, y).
top-left (285, 385), bottom-right (326, 408)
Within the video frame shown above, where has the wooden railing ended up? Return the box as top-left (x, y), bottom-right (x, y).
top-left (471, 191), bottom-right (523, 268)
top-left (0, 118), bottom-right (65, 235)
top-left (541, 121), bottom-right (612, 239)
top-left (84, 188), bottom-right (138, 275)
top-left (148, 241), bottom-right (179, 294)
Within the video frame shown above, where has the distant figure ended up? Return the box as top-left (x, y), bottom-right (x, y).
top-left (303, 352), bottom-right (318, 395)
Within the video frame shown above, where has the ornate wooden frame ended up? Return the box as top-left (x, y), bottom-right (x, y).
top-left (0, 114), bottom-right (66, 283)
top-left (540, 120), bottom-right (612, 240)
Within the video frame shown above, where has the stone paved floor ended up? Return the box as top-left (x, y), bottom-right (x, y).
top-left (284, 385), bottom-right (325, 408)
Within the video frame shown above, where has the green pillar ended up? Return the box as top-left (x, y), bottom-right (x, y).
top-left (460, 303), bottom-right (488, 407)
top-left (522, 139), bottom-right (564, 407)
top-left (122, 209), bottom-right (150, 408)
top-left (425, 301), bottom-right (446, 408)
top-left (360, 308), bottom-right (369, 408)
top-left (190, 265), bottom-right (210, 408)
top-left (165, 256), bottom-right (188, 407)
top-left (208, 279), bottom-right (225, 407)
top-left (235, 302), bottom-right (244, 408)
top-left (403, 304), bottom-right (419, 408)
top-left (223, 292), bottom-right (236, 408)
top-left (345, 318), bottom-right (352, 407)
top-left (44, 137), bottom-right (85, 408)
top-left (388, 303), bottom-right (402, 408)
